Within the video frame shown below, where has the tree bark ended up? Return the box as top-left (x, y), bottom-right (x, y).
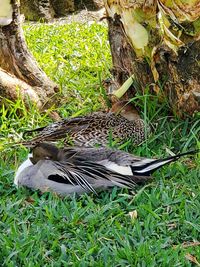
top-left (0, 0), bottom-right (58, 109)
top-left (20, 0), bottom-right (75, 21)
top-left (20, 0), bottom-right (55, 22)
top-left (74, 0), bottom-right (103, 10)
top-left (107, 14), bottom-right (154, 99)
top-left (51, 0), bottom-right (74, 17)
top-left (104, 0), bottom-right (200, 116)
top-left (0, 67), bottom-right (42, 108)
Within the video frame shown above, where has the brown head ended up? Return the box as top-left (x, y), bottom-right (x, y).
top-left (31, 143), bottom-right (60, 164)
top-left (111, 101), bottom-right (141, 121)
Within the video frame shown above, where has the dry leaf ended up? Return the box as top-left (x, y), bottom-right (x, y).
top-left (173, 241), bottom-right (200, 249)
top-left (185, 253), bottom-right (200, 266)
top-left (129, 210), bottom-right (138, 220)
top-left (182, 242), bottom-right (200, 248)
top-left (167, 223), bottom-right (177, 230)
top-left (49, 111), bottom-right (61, 121)
top-left (25, 197), bottom-right (35, 204)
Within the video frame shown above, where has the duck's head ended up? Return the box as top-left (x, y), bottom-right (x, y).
top-left (111, 101), bottom-right (141, 121)
top-left (31, 143), bottom-right (60, 164)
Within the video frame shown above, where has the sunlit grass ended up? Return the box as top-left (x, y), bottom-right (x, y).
top-left (0, 21), bottom-right (199, 266)
top-left (24, 22), bottom-right (111, 116)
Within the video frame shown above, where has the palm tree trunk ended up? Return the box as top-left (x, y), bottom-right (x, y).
top-left (104, 0), bottom-right (200, 116)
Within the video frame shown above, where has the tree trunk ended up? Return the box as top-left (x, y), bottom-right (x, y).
top-left (20, 0), bottom-right (75, 21)
top-left (74, 0), bottom-right (103, 10)
top-left (0, 67), bottom-right (43, 108)
top-left (106, 14), bottom-right (154, 100)
top-left (20, 0), bottom-right (55, 22)
top-left (104, 0), bottom-right (200, 116)
top-left (51, 0), bottom-right (74, 17)
top-left (0, 0), bottom-right (58, 109)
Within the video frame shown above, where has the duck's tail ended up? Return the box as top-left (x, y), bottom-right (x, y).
top-left (16, 126), bottom-right (48, 148)
top-left (131, 150), bottom-right (199, 176)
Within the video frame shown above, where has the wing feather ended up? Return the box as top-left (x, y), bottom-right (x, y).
top-left (48, 160), bottom-right (136, 192)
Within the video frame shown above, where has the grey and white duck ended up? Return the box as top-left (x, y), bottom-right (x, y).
top-left (14, 143), bottom-right (198, 196)
top-left (21, 101), bottom-right (149, 147)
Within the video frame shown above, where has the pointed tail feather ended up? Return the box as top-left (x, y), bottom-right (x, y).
top-left (131, 150), bottom-right (199, 176)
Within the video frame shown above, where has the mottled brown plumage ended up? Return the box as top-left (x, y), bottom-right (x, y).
top-left (22, 101), bottom-right (149, 147)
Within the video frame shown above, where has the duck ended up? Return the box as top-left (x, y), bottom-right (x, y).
top-left (21, 101), bottom-right (149, 147)
top-left (14, 143), bottom-right (198, 196)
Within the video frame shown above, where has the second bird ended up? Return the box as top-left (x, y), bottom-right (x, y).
top-left (22, 101), bottom-right (150, 147)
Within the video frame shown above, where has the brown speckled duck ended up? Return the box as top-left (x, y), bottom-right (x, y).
top-left (14, 143), bottom-right (198, 196)
top-left (22, 101), bottom-right (149, 147)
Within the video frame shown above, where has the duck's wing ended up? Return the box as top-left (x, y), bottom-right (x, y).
top-left (17, 159), bottom-right (138, 195)
top-left (60, 146), bottom-right (149, 167)
top-left (58, 147), bottom-right (152, 184)
top-left (50, 160), bottom-right (138, 191)
top-left (61, 147), bottom-right (199, 177)
top-left (22, 112), bottom-right (117, 146)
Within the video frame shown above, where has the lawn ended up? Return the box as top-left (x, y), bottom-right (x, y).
top-left (0, 22), bottom-right (200, 266)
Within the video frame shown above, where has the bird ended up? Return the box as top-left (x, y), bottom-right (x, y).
top-left (21, 101), bottom-right (149, 147)
top-left (14, 142), bottom-right (199, 196)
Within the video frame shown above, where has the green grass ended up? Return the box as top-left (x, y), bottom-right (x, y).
top-left (24, 22), bottom-right (111, 116)
top-left (0, 22), bottom-right (200, 266)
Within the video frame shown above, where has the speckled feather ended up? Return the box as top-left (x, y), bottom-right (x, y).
top-left (22, 102), bottom-right (149, 147)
